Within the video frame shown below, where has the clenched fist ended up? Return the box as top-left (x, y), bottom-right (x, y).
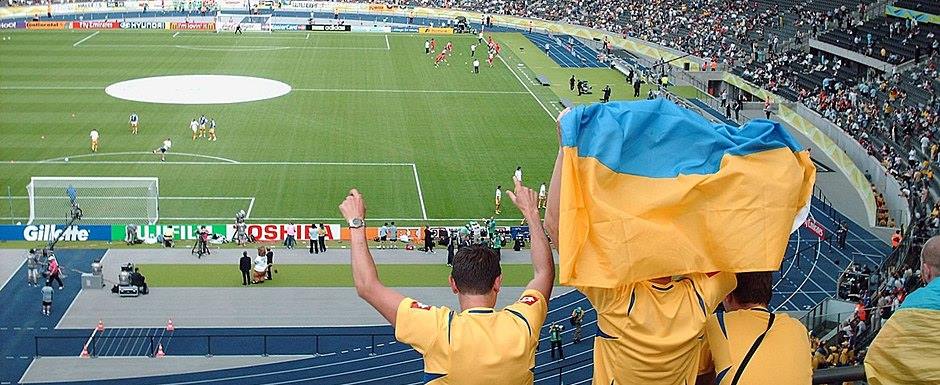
top-left (339, 189), bottom-right (367, 221)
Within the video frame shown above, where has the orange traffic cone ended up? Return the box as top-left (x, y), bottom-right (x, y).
top-left (96, 320), bottom-right (104, 332)
top-left (155, 343), bottom-right (165, 358)
top-left (80, 345), bottom-right (90, 358)
top-left (166, 319), bottom-right (175, 332)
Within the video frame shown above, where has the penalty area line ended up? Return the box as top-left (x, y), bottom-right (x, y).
top-left (246, 197), bottom-right (256, 219)
top-left (411, 164), bottom-right (428, 221)
top-left (72, 31), bottom-right (99, 47)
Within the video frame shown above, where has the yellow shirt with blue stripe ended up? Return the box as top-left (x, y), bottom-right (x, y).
top-left (395, 289), bottom-right (548, 384)
top-left (865, 278), bottom-right (940, 385)
top-left (579, 272), bottom-right (736, 385)
top-left (699, 307), bottom-right (812, 385)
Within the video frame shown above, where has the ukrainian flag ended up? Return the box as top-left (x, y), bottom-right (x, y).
top-left (558, 99), bottom-right (815, 287)
top-left (865, 279), bottom-right (940, 385)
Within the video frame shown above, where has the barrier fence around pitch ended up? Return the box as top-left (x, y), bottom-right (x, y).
top-left (533, 355), bottom-right (593, 385)
top-left (34, 332), bottom-right (396, 358)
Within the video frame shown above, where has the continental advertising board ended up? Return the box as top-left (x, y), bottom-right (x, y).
top-left (26, 21), bottom-right (68, 30)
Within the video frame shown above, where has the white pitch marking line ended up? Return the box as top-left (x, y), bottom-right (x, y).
top-left (172, 31), bottom-right (180, 38)
top-left (497, 53), bottom-right (555, 121)
top-left (10, 196), bottom-right (254, 200)
top-left (76, 43), bottom-right (389, 51)
top-left (0, 86), bottom-right (101, 90)
top-left (72, 31), bottom-right (99, 47)
top-left (37, 151), bottom-right (239, 164)
top-left (137, 217), bottom-right (526, 222)
top-left (1, 86), bottom-right (525, 95)
top-left (5, 159), bottom-right (415, 166)
top-left (411, 164), bottom-right (428, 221)
top-left (246, 197), bottom-right (256, 219)
top-left (175, 45), bottom-right (293, 52)
top-left (306, 33), bottom-right (310, 40)
top-left (385, 34), bottom-right (390, 50)
top-left (292, 88), bottom-right (526, 94)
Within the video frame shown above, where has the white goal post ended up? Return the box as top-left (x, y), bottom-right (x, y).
top-left (26, 177), bottom-right (159, 225)
top-left (215, 12), bottom-right (273, 33)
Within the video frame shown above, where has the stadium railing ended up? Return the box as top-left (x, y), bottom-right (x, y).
top-left (35, 331), bottom-right (396, 358)
top-left (533, 355), bottom-right (592, 385)
top-left (813, 365), bottom-right (866, 384)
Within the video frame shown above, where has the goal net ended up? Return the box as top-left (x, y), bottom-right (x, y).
top-left (26, 177), bottom-right (159, 225)
top-left (215, 13), bottom-right (273, 33)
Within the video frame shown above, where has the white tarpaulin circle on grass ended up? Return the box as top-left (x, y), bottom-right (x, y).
top-left (105, 75), bottom-right (292, 105)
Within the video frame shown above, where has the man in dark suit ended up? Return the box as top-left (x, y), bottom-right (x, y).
top-left (239, 251), bottom-right (252, 286)
top-left (265, 247), bottom-right (275, 280)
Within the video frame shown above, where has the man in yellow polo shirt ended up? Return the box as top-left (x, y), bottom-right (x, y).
top-left (542, 110), bottom-right (737, 384)
top-left (697, 271), bottom-right (812, 385)
top-left (338, 177), bottom-right (554, 385)
top-left (865, 235), bottom-right (940, 385)
top-left (577, 272), bottom-right (736, 384)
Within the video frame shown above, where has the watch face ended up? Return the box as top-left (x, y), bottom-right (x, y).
top-left (350, 218), bottom-right (364, 227)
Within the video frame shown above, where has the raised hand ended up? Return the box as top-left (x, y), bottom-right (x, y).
top-left (506, 177), bottom-right (539, 219)
top-left (339, 189), bottom-right (367, 221)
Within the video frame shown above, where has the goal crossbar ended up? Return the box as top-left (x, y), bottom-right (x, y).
top-left (26, 177), bottom-right (160, 225)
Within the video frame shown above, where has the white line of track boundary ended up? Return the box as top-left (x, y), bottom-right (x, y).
top-left (54, 287), bottom-right (85, 330)
top-left (0, 260), bottom-right (24, 298)
top-left (779, 241), bottom-right (823, 310)
top-left (72, 31), bottom-right (99, 47)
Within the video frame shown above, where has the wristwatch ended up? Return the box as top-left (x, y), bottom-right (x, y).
top-left (348, 218), bottom-right (365, 229)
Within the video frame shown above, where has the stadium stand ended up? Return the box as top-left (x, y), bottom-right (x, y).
top-left (895, 0), bottom-right (940, 19)
top-left (817, 16), bottom-right (940, 64)
top-left (3, 0), bottom-right (939, 383)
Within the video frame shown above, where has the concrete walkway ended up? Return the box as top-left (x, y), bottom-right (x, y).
top-left (57, 286), bottom-right (553, 328)
top-left (54, 249), bottom-right (567, 328)
top-left (20, 356), bottom-right (310, 384)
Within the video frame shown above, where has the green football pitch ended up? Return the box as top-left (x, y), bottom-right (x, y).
top-left (0, 30), bottom-right (695, 226)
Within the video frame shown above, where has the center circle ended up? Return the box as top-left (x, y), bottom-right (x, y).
top-left (105, 75), bottom-right (292, 105)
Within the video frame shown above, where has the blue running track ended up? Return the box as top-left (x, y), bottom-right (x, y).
top-left (522, 32), bottom-right (607, 68)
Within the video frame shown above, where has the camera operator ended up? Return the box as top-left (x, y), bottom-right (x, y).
top-left (129, 267), bottom-right (148, 294)
top-left (70, 203), bottom-right (83, 221)
top-left (125, 223), bottom-right (139, 245)
top-left (192, 226), bottom-right (210, 258)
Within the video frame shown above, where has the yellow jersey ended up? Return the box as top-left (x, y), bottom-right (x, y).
top-left (395, 289), bottom-right (548, 385)
top-left (579, 272), bottom-right (736, 385)
top-left (699, 308), bottom-right (812, 385)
